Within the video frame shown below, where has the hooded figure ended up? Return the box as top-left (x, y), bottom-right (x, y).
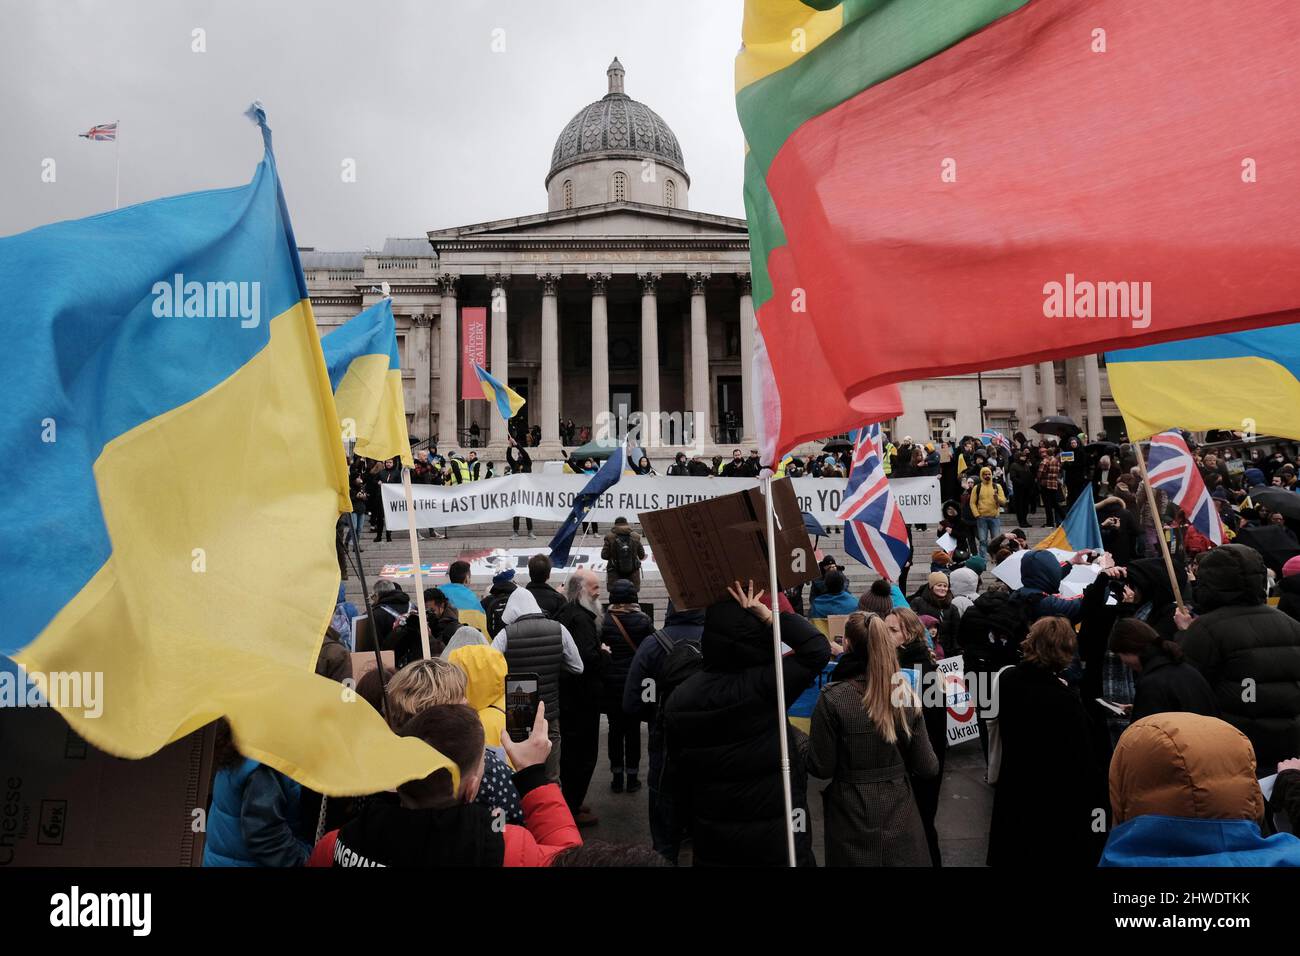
top-left (948, 567), bottom-right (979, 618)
top-left (490, 587), bottom-right (584, 780)
top-left (1012, 550), bottom-right (1083, 624)
top-left (1101, 713), bottom-right (1300, 866)
top-left (1122, 557), bottom-right (1187, 638)
top-left (663, 598), bottom-right (831, 866)
top-left (448, 638), bottom-right (509, 763)
top-left (1181, 543), bottom-right (1300, 769)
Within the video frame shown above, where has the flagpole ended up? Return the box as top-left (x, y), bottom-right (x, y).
top-left (401, 467), bottom-right (433, 659)
top-left (764, 473), bottom-right (797, 868)
top-left (114, 120), bottom-right (120, 209)
top-left (1134, 440), bottom-right (1186, 609)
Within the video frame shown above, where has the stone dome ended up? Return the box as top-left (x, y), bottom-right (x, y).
top-left (546, 58), bottom-right (688, 187)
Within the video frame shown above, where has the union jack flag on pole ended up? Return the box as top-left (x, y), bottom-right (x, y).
top-left (980, 429), bottom-right (1011, 454)
top-left (1146, 429), bottom-right (1225, 545)
top-left (837, 424), bottom-right (911, 582)
top-left (78, 122), bottom-right (118, 141)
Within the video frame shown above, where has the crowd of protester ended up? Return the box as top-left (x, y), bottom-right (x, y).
top-left (215, 433), bottom-right (1300, 867)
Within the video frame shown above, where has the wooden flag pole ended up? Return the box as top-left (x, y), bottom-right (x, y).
top-left (401, 467), bottom-right (432, 660)
top-left (1134, 440), bottom-right (1186, 610)
top-left (764, 474), bottom-right (797, 868)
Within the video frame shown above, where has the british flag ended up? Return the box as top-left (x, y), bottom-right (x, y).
top-left (837, 423), bottom-right (912, 581)
top-left (78, 122), bottom-right (117, 142)
top-left (1146, 429), bottom-right (1225, 545)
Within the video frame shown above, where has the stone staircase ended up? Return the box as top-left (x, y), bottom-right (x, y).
top-left (343, 515), bottom-right (1057, 627)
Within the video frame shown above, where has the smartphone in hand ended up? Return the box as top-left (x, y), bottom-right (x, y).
top-left (505, 673), bottom-right (541, 743)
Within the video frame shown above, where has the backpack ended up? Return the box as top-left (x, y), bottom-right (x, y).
top-left (612, 533), bottom-right (639, 574)
top-left (651, 630), bottom-right (702, 732)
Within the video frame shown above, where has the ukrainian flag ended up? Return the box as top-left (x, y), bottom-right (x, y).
top-left (1036, 484), bottom-right (1103, 553)
top-left (473, 363), bottom-right (525, 421)
top-left (0, 106), bottom-right (449, 796)
top-left (321, 299), bottom-right (413, 466)
top-left (1106, 326), bottom-right (1300, 440)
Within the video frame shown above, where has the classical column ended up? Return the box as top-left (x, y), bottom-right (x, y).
top-left (688, 272), bottom-right (710, 447)
top-left (738, 273), bottom-right (755, 443)
top-left (1019, 364), bottom-right (1038, 434)
top-left (588, 272), bottom-right (611, 441)
top-left (1038, 360), bottom-right (1057, 420)
top-left (538, 273), bottom-right (561, 451)
top-left (638, 272), bottom-right (661, 448)
top-left (410, 311), bottom-right (434, 441)
top-left (1084, 353), bottom-right (1103, 441)
top-left (488, 274), bottom-right (509, 448)
top-left (438, 274), bottom-right (459, 447)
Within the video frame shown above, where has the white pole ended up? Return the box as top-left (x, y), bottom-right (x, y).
top-left (114, 120), bottom-right (120, 209)
top-left (764, 474), bottom-right (797, 867)
top-left (402, 467), bottom-right (432, 659)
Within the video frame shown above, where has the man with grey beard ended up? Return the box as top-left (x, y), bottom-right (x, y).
top-left (555, 568), bottom-right (608, 825)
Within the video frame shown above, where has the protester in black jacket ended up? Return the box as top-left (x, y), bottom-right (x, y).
top-left (887, 608), bottom-right (947, 867)
top-left (371, 582), bottom-right (411, 652)
top-left (664, 582), bottom-right (831, 867)
top-left (1097, 495), bottom-right (1140, 567)
top-left (623, 602), bottom-right (705, 863)
top-left (481, 570), bottom-right (519, 637)
top-left (1181, 543), bottom-right (1300, 770)
top-left (1108, 618), bottom-right (1219, 722)
top-left (1278, 558), bottom-right (1300, 623)
top-left (507, 439), bottom-right (535, 537)
top-left (554, 569), bottom-right (606, 825)
top-left (524, 554), bottom-right (566, 618)
top-left (987, 617), bottom-right (1109, 868)
top-left (601, 579), bottom-right (654, 793)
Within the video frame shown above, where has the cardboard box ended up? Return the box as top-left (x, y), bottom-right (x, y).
top-left (639, 477), bottom-right (817, 609)
top-left (0, 707), bottom-right (215, 866)
top-left (350, 650), bottom-right (395, 683)
top-left (827, 614), bottom-right (852, 645)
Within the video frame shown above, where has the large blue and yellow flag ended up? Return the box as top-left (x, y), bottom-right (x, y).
top-left (473, 363), bottom-right (525, 421)
top-left (0, 106), bottom-right (448, 796)
top-left (321, 299), bottom-right (413, 465)
top-left (1036, 485), bottom-right (1103, 554)
top-left (1106, 326), bottom-right (1300, 441)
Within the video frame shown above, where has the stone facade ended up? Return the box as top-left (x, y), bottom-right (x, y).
top-left (302, 58), bottom-right (1121, 463)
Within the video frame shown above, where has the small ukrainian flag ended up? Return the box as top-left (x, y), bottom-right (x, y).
top-left (474, 363), bottom-right (526, 421)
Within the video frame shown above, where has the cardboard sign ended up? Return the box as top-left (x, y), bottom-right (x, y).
top-left (638, 477), bottom-right (817, 610)
top-left (0, 706), bottom-right (214, 866)
top-left (827, 614), bottom-right (851, 645)
top-left (350, 650), bottom-right (395, 684)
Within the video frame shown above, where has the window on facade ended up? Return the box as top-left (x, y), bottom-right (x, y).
top-left (986, 410), bottom-right (1015, 434)
top-left (927, 411), bottom-right (956, 443)
top-left (665, 179), bottom-right (675, 208)
top-left (612, 171), bottom-right (628, 202)
top-left (563, 180), bottom-right (573, 209)
top-left (396, 333), bottom-right (408, 370)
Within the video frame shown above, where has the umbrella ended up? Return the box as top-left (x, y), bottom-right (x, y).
top-left (1233, 523), bottom-right (1300, 575)
top-left (1247, 486), bottom-right (1300, 521)
top-left (1032, 415), bottom-right (1082, 439)
top-left (1085, 441), bottom-right (1120, 459)
top-left (822, 438), bottom-right (853, 452)
top-left (802, 512), bottom-right (826, 538)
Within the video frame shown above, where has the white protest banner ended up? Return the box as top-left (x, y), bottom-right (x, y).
top-left (377, 546), bottom-right (660, 580)
top-left (938, 655), bottom-right (980, 744)
top-left (379, 474), bottom-right (942, 530)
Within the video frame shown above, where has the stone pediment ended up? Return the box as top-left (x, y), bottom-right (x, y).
top-left (426, 201), bottom-right (748, 244)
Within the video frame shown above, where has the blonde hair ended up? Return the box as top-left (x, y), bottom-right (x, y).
top-left (885, 606), bottom-right (935, 665)
top-left (385, 658), bottom-right (468, 730)
top-left (843, 612), bottom-right (916, 745)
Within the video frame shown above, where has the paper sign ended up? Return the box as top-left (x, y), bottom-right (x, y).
top-left (939, 656), bottom-right (980, 744)
top-left (936, 532), bottom-right (958, 553)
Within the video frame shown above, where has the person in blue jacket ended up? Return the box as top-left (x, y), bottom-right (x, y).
top-left (1101, 712), bottom-right (1300, 867)
top-left (1012, 549), bottom-right (1092, 624)
top-left (202, 720), bottom-right (312, 867)
top-left (810, 570), bottom-right (859, 618)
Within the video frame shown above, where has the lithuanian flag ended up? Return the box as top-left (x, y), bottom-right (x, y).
top-left (0, 106), bottom-right (450, 796)
top-left (738, 0), bottom-right (1300, 460)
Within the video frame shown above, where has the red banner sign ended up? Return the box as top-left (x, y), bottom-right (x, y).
top-left (460, 307), bottom-right (487, 400)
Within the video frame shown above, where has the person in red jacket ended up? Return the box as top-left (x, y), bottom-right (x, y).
top-left (308, 702), bottom-right (580, 867)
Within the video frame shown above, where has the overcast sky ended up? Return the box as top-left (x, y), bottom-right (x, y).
top-left (0, 0), bottom-right (747, 249)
